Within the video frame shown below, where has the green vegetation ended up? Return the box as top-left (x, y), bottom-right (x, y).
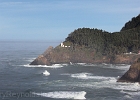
top-left (64, 14), bottom-right (140, 57)
top-left (121, 14), bottom-right (140, 31)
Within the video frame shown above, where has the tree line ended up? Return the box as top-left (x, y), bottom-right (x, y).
top-left (65, 26), bottom-right (140, 56)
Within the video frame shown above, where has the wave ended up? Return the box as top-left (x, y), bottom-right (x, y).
top-left (43, 70), bottom-right (50, 76)
top-left (76, 63), bottom-right (98, 66)
top-left (100, 64), bottom-right (130, 71)
top-left (32, 91), bottom-right (86, 99)
top-left (23, 64), bottom-right (66, 68)
top-left (72, 63), bottom-right (130, 71)
top-left (71, 73), bottom-right (93, 79)
top-left (70, 73), bottom-right (116, 80)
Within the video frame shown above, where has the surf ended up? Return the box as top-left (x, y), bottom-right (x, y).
top-left (32, 91), bottom-right (86, 99)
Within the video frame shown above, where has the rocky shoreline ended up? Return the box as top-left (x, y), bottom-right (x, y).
top-left (30, 14), bottom-right (140, 83)
top-left (30, 46), bottom-right (140, 83)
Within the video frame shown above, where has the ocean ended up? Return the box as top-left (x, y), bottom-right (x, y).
top-left (0, 40), bottom-right (140, 100)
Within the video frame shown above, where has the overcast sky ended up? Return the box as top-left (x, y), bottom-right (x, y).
top-left (0, 0), bottom-right (140, 42)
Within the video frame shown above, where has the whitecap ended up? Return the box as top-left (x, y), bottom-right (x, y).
top-left (76, 63), bottom-right (97, 66)
top-left (23, 64), bottom-right (64, 68)
top-left (43, 70), bottom-right (50, 76)
top-left (71, 73), bottom-right (93, 79)
top-left (114, 65), bottom-right (130, 70)
top-left (76, 63), bottom-right (87, 65)
top-left (100, 64), bottom-right (130, 71)
top-left (32, 91), bottom-right (86, 99)
top-left (70, 73), bottom-right (116, 80)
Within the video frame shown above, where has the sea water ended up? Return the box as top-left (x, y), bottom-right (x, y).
top-left (0, 40), bottom-right (140, 100)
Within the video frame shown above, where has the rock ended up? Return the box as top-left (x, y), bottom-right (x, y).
top-left (30, 44), bottom-right (140, 66)
top-left (30, 55), bottom-right (52, 65)
top-left (117, 58), bottom-right (140, 83)
top-left (30, 46), bottom-right (53, 65)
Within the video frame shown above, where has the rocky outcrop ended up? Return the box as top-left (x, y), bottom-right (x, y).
top-left (30, 45), bottom-right (140, 66)
top-left (30, 45), bottom-right (111, 65)
top-left (117, 58), bottom-right (140, 83)
top-left (30, 46), bottom-right (53, 65)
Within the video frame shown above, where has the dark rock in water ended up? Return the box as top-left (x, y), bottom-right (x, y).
top-left (117, 58), bottom-right (140, 83)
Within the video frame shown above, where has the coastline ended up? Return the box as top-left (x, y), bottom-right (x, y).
top-left (30, 46), bottom-right (140, 66)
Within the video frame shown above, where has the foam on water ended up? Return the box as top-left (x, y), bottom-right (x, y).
top-left (71, 73), bottom-right (92, 79)
top-left (23, 64), bottom-right (64, 68)
top-left (76, 63), bottom-right (98, 66)
top-left (102, 64), bottom-right (130, 71)
top-left (74, 63), bottom-right (130, 70)
top-left (70, 73), bottom-right (115, 80)
top-left (68, 74), bottom-right (140, 100)
top-left (32, 91), bottom-right (86, 99)
top-left (43, 70), bottom-right (50, 76)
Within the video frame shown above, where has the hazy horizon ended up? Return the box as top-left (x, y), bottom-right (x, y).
top-left (0, 0), bottom-right (140, 41)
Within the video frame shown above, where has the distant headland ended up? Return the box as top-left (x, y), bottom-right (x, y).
top-left (30, 14), bottom-right (140, 66)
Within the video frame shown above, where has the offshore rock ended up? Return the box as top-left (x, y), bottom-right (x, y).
top-left (117, 58), bottom-right (140, 83)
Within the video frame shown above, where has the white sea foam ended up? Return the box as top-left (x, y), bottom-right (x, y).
top-left (114, 65), bottom-right (130, 70)
top-left (76, 63), bottom-right (87, 65)
top-left (23, 64), bottom-right (64, 68)
top-left (32, 91), bottom-right (86, 99)
top-left (71, 73), bottom-right (92, 79)
top-left (76, 63), bottom-right (98, 66)
top-left (100, 64), bottom-right (130, 72)
top-left (70, 73), bottom-right (116, 80)
top-left (69, 75), bottom-right (140, 99)
top-left (43, 70), bottom-right (50, 76)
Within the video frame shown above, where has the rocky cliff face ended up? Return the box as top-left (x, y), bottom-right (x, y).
top-left (30, 46), bottom-right (110, 65)
top-left (30, 46), bottom-right (53, 65)
top-left (117, 58), bottom-right (140, 83)
top-left (30, 45), bottom-right (140, 65)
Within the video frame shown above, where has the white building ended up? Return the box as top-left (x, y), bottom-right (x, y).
top-left (60, 42), bottom-right (70, 48)
top-left (61, 43), bottom-right (64, 47)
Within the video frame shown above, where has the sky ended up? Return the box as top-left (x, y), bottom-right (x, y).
top-left (0, 0), bottom-right (140, 42)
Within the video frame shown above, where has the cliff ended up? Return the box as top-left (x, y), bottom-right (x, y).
top-left (30, 14), bottom-right (140, 65)
top-left (117, 58), bottom-right (140, 83)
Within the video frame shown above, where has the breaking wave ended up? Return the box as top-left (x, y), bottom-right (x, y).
top-left (101, 64), bottom-right (130, 71)
top-left (70, 72), bottom-right (116, 80)
top-left (43, 70), bottom-right (50, 76)
top-left (32, 91), bottom-right (86, 99)
top-left (23, 64), bottom-right (66, 68)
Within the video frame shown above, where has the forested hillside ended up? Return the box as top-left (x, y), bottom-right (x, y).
top-left (65, 14), bottom-right (140, 57)
top-left (121, 14), bottom-right (140, 31)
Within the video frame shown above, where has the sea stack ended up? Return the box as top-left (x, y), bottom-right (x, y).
top-left (117, 58), bottom-right (140, 83)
